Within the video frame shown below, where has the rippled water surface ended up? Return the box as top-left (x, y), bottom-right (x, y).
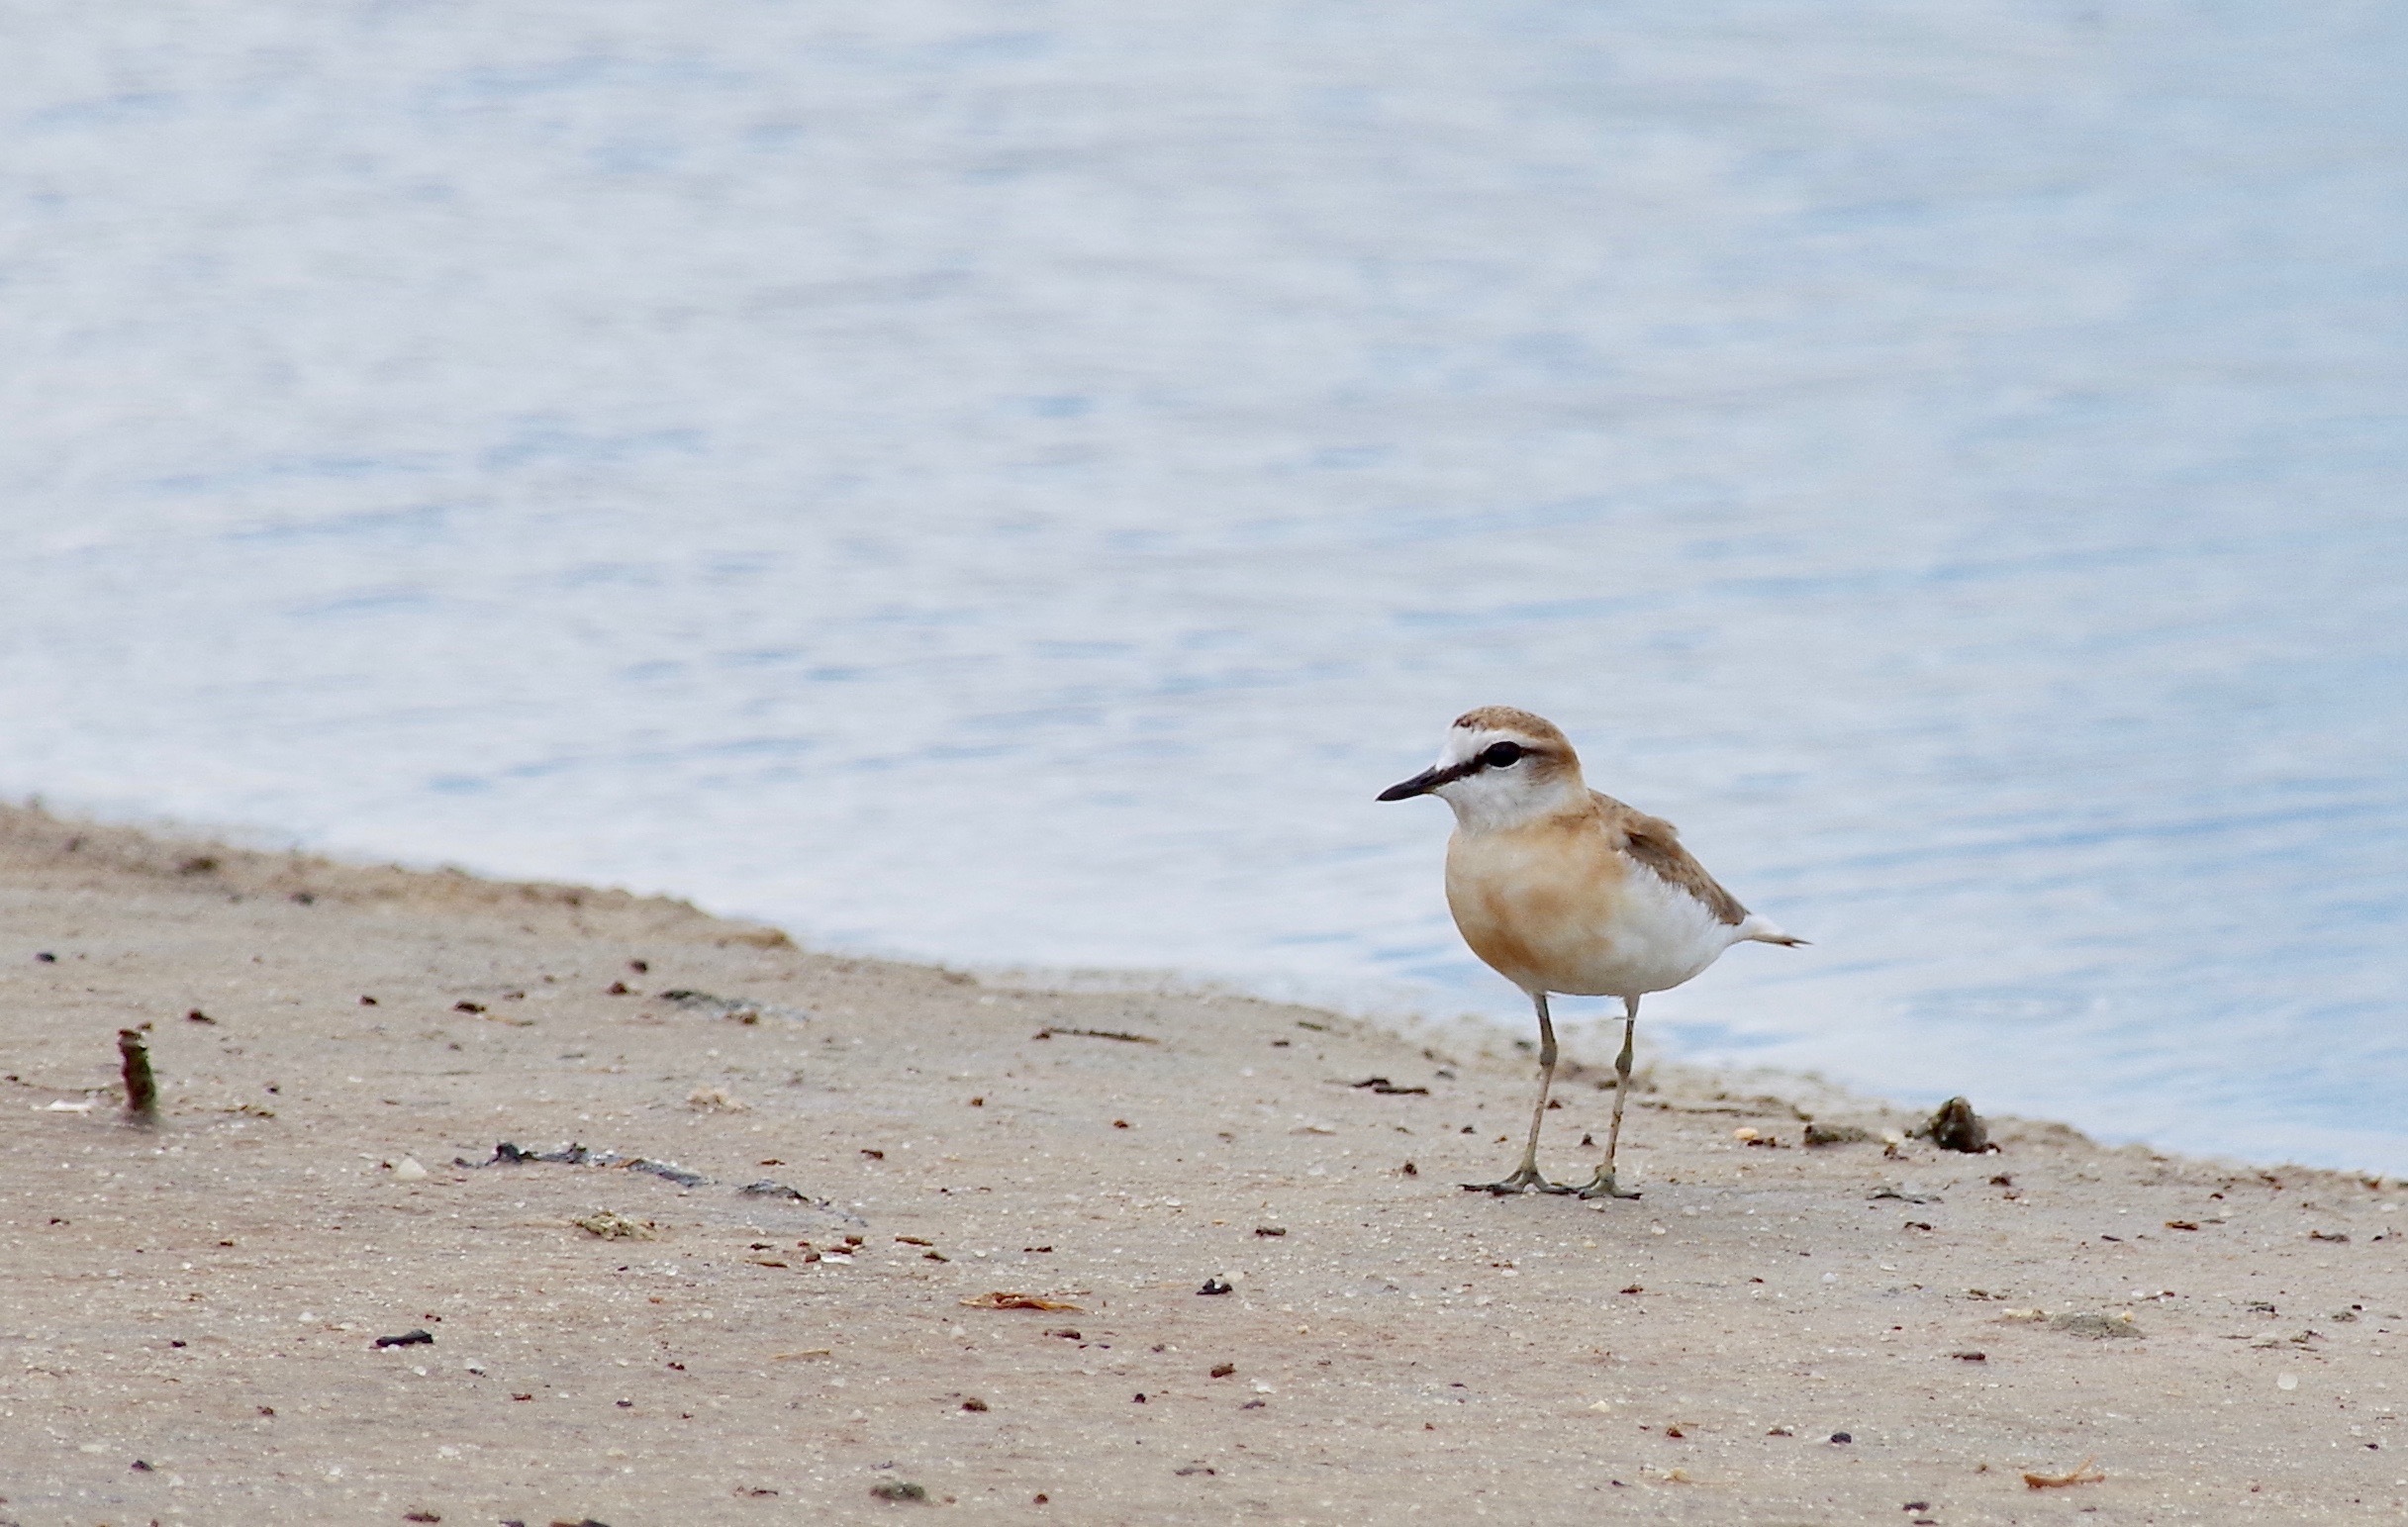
top-left (6, 2), bottom-right (2406, 1168)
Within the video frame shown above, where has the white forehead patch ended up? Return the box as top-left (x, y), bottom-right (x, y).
top-left (1439, 724), bottom-right (1533, 765)
top-left (1438, 726), bottom-right (1485, 763)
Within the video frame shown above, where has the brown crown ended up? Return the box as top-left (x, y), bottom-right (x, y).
top-left (1451, 706), bottom-right (1572, 750)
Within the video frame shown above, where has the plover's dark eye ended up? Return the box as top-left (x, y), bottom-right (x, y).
top-left (1480, 741), bottom-right (1525, 769)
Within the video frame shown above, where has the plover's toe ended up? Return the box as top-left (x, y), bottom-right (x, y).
top-left (1573, 1171), bottom-right (1643, 1200)
top-left (1460, 1168), bottom-right (1568, 1195)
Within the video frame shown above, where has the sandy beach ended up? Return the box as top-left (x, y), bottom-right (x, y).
top-left (2, 802), bottom-right (2403, 1526)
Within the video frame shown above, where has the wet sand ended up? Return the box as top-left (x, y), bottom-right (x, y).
top-left (2, 803), bottom-right (2403, 1525)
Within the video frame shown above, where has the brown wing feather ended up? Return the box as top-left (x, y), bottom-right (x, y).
top-left (1590, 792), bottom-right (1750, 927)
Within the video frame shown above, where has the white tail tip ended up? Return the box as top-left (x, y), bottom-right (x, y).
top-left (1739, 914), bottom-right (1808, 947)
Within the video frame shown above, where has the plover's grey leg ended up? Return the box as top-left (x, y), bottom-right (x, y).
top-left (1575, 996), bottom-right (1645, 1200)
top-left (1464, 991), bottom-right (1570, 1194)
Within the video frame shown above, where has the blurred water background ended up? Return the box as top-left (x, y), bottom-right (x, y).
top-left (5, 2), bottom-right (2406, 1168)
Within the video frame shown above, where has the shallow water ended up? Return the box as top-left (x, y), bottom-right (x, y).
top-left (6, 2), bottom-right (2406, 1169)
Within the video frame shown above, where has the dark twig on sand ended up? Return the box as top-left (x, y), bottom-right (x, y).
top-left (455, 1140), bottom-right (865, 1224)
top-left (117, 1028), bottom-right (157, 1118)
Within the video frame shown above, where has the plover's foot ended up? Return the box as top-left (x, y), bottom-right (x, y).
top-left (1573, 1171), bottom-right (1642, 1200)
top-left (1461, 1167), bottom-right (1570, 1195)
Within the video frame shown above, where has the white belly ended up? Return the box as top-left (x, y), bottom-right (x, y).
top-left (1554, 864), bottom-right (1738, 998)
